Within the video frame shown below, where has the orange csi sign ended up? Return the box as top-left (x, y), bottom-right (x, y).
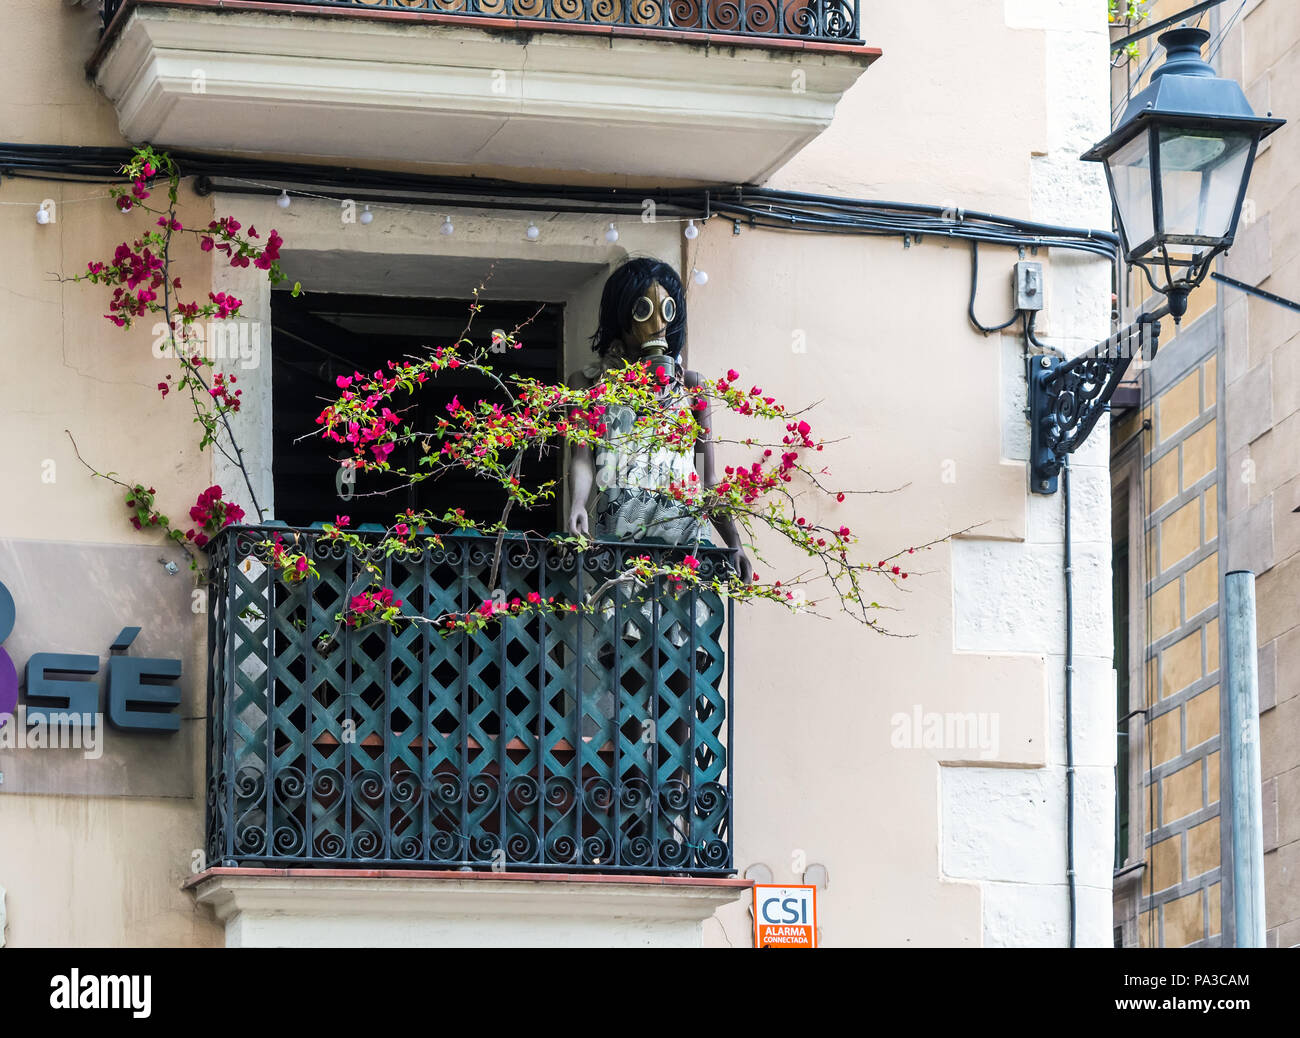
top-left (753, 885), bottom-right (817, 948)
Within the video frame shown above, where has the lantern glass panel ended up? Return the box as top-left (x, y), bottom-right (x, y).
top-left (1158, 128), bottom-right (1252, 244)
top-left (1106, 130), bottom-right (1155, 257)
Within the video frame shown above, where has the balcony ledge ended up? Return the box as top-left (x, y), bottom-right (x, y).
top-left (186, 867), bottom-right (753, 947)
top-left (92, 1), bottom-right (880, 182)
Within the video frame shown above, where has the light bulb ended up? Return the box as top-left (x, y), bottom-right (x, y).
top-left (525, 222), bottom-right (540, 241)
top-left (359, 205), bottom-right (374, 225)
top-left (692, 269), bottom-right (708, 285)
top-left (604, 221), bottom-right (619, 243)
top-left (440, 216), bottom-right (454, 236)
top-left (684, 219), bottom-right (699, 240)
top-left (276, 190), bottom-right (291, 209)
top-left (35, 207), bottom-right (51, 225)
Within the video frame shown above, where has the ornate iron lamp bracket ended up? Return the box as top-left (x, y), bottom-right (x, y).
top-left (1028, 314), bottom-right (1162, 494)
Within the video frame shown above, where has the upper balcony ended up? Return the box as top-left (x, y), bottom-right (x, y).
top-left (91, 0), bottom-right (879, 182)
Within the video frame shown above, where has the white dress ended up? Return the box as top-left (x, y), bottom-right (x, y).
top-left (581, 352), bottom-right (703, 547)
top-left (578, 351), bottom-right (709, 660)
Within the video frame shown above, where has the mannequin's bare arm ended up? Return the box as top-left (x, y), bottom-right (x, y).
top-left (565, 368), bottom-right (594, 537)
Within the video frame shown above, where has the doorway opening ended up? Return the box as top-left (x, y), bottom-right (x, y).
top-left (270, 291), bottom-right (565, 531)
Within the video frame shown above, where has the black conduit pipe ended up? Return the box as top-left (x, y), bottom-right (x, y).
top-left (1064, 455), bottom-right (1077, 948)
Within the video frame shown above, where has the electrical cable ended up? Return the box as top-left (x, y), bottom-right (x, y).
top-left (1208, 0), bottom-right (1249, 63)
top-left (969, 240), bottom-right (1026, 334)
top-left (1023, 310), bottom-right (1064, 357)
top-left (0, 143), bottom-right (1122, 262)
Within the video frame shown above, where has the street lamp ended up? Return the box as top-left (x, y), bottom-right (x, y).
top-left (1082, 27), bottom-right (1284, 322)
top-left (1028, 26), bottom-right (1285, 494)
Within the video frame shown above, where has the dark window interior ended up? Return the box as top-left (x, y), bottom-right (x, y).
top-left (271, 291), bottom-right (564, 531)
top-left (1113, 493), bottom-right (1131, 870)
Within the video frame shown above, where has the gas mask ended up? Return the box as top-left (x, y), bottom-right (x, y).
top-left (625, 281), bottom-right (679, 360)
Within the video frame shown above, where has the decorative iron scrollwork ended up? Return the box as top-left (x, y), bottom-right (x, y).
top-left (101, 0), bottom-right (862, 42)
top-left (205, 526), bottom-right (735, 874)
top-left (1028, 317), bottom-right (1160, 494)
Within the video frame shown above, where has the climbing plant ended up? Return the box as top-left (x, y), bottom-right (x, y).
top-left (69, 147), bottom-right (953, 640)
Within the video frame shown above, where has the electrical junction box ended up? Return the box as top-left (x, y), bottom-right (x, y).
top-left (1015, 260), bottom-right (1045, 312)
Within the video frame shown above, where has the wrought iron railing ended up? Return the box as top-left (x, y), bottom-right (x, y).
top-left (205, 525), bottom-right (735, 875)
top-left (102, 0), bottom-right (861, 45)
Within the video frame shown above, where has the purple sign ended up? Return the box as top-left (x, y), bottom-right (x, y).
top-left (0, 581), bottom-right (16, 726)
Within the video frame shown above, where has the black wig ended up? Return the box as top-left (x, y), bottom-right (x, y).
top-left (588, 257), bottom-right (687, 359)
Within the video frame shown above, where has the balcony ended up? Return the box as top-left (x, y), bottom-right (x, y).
top-left (205, 525), bottom-right (736, 876)
top-left (91, 0), bottom-right (880, 182)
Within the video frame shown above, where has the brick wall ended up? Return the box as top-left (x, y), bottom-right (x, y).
top-left (1142, 345), bottom-right (1224, 947)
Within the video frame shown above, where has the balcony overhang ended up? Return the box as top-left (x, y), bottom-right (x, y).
top-left (90, 1), bottom-right (880, 182)
top-left (187, 868), bottom-right (753, 947)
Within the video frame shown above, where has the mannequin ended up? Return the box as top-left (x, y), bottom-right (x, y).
top-left (566, 258), bottom-right (753, 583)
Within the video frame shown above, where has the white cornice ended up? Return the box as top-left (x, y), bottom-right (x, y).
top-left (95, 6), bottom-right (874, 181)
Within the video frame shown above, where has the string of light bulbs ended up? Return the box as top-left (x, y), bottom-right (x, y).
top-left (17, 175), bottom-right (714, 279)
top-left (237, 177), bottom-right (707, 241)
top-left (0, 191), bottom-right (113, 207)
top-left (224, 177), bottom-right (711, 276)
top-left (1, 189), bottom-right (115, 224)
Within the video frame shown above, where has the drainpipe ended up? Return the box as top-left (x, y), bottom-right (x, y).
top-left (1063, 456), bottom-right (1077, 948)
top-left (1224, 570), bottom-right (1265, 946)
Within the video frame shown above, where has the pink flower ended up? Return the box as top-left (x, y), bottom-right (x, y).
top-left (336, 515), bottom-right (350, 527)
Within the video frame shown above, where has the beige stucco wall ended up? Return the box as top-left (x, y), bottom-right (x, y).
top-left (0, 0), bottom-right (223, 948)
top-left (0, 0), bottom-right (1114, 946)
